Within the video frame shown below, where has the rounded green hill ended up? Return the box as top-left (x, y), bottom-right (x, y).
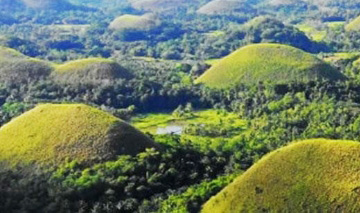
top-left (195, 43), bottom-right (344, 88)
top-left (0, 104), bottom-right (159, 167)
top-left (197, 0), bottom-right (252, 15)
top-left (0, 47), bottom-right (52, 83)
top-left (53, 58), bottom-right (133, 84)
top-left (268, 0), bottom-right (305, 6)
top-left (203, 139), bottom-right (360, 212)
top-left (0, 46), bottom-right (26, 58)
top-left (130, 0), bottom-right (187, 12)
top-left (345, 16), bottom-right (360, 31)
top-left (352, 57), bottom-right (360, 68)
top-left (21, 0), bottom-right (75, 10)
top-left (109, 14), bottom-right (159, 31)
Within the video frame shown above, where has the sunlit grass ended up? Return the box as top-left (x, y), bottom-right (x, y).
top-left (109, 14), bottom-right (159, 31)
top-left (0, 104), bottom-right (156, 166)
top-left (195, 43), bottom-right (343, 88)
top-left (346, 16), bottom-right (360, 31)
top-left (296, 24), bottom-right (326, 41)
top-left (203, 139), bottom-right (360, 212)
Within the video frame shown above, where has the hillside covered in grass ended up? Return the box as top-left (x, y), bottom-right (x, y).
top-left (345, 15), bottom-right (360, 31)
top-left (0, 47), bottom-right (52, 83)
top-left (203, 139), bottom-right (360, 212)
top-left (52, 58), bottom-right (133, 84)
top-left (195, 43), bottom-right (344, 88)
top-left (0, 104), bottom-right (158, 167)
top-left (22, 0), bottom-right (77, 10)
top-left (197, 0), bottom-right (254, 15)
top-left (130, 0), bottom-right (187, 12)
top-left (109, 14), bottom-right (160, 31)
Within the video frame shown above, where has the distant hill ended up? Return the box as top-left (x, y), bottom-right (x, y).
top-left (242, 16), bottom-right (316, 52)
top-left (195, 43), bottom-right (344, 88)
top-left (0, 0), bottom-right (24, 12)
top-left (0, 13), bottom-right (17, 25)
top-left (21, 0), bottom-right (77, 10)
top-left (197, 0), bottom-right (254, 15)
top-left (0, 0), bottom-right (88, 11)
top-left (130, 0), bottom-right (188, 12)
top-left (0, 104), bottom-right (159, 167)
top-left (345, 15), bottom-right (360, 31)
top-left (0, 47), bottom-right (52, 83)
top-left (109, 14), bottom-right (160, 31)
top-left (268, 0), bottom-right (301, 5)
top-left (52, 58), bottom-right (133, 84)
top-left (203, 139), bottom-right (360, 212)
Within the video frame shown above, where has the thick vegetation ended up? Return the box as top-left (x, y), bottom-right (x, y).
top-left (195, 43), bottom-right (344, 88)
top-left (203, 139), bottom-right (360, 212)
top-left (0, 104), bottom-right (157, 167)
top-left (2, 1), bottom-right (360, 212)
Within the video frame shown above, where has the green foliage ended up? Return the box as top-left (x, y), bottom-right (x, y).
top-left (49, 143), bottom-right (228, 212)
top-left (243, 17), bottom-right (317, 52)
top-left (158, 173), bottom-right (238, 213)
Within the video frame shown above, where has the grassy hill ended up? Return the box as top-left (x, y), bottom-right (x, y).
top-left (109, 14), bottom-right (160, 31)
top-left (0, 47), bottom-right (52, 83)
top-left (195, 43), bottom-right (344, 88)
top-left (0, 104), bottom-right (158, 167)
top-left (0, 46), bottom-right (26, 58)
top-left (268, 0), bottom-right (302, 6)
top-left (0, 0), bottom-right (24, 11)
top-left (242, 16), bottom-right (316, 51)
top-left (52, 58), bottom-right (133, 84)
top-left (130, 0), bottom-right (187, 12)
top-left (345, 15), bottom-right (360, 31)
top-left (197, 0), bottom-right (253, 15)
top-left (21, 0), bottom-right (76, 10)
top-left (203, 139), bottom-right (360, 212)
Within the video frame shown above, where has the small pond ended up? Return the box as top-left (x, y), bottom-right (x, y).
top-left (156, 125), bottom-right (183, 135)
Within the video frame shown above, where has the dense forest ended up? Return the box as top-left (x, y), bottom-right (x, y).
top-left (2, 0), bottom-right (360, 212)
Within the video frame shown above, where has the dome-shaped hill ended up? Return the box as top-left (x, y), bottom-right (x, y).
top-left (0, 47), bottom-right (52, 83)
top-left (195, 44), bottom-right (345, 88)
top-left (0, 0), bottom-right (24, 11)
top-left (52, 58), bottom-right (133, 84)
top-left (130, 0), bottom-right (187, 12)
top-left (0, 104), bottom-right (159, 167)
top-left (345, 16), bottom-right (360, 31)
top-left (0, 46), bottom-right (25, 59)
top-left (109, 14), bottom-right (160, 31)
top-left (21, 0), bottom-right (76, 10)
top-left (242, 17), bottom-right (315, 52)
top-left (352, 56), bottom-right (360, 68)
top-left (268, 0), bottom-right (306, 6)
top-left (0, 13), bottom-right (17, 25)
top-left (203, 139), bottom-right (360, 212)
top-left (197, 0), bottom-right (253, 15)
